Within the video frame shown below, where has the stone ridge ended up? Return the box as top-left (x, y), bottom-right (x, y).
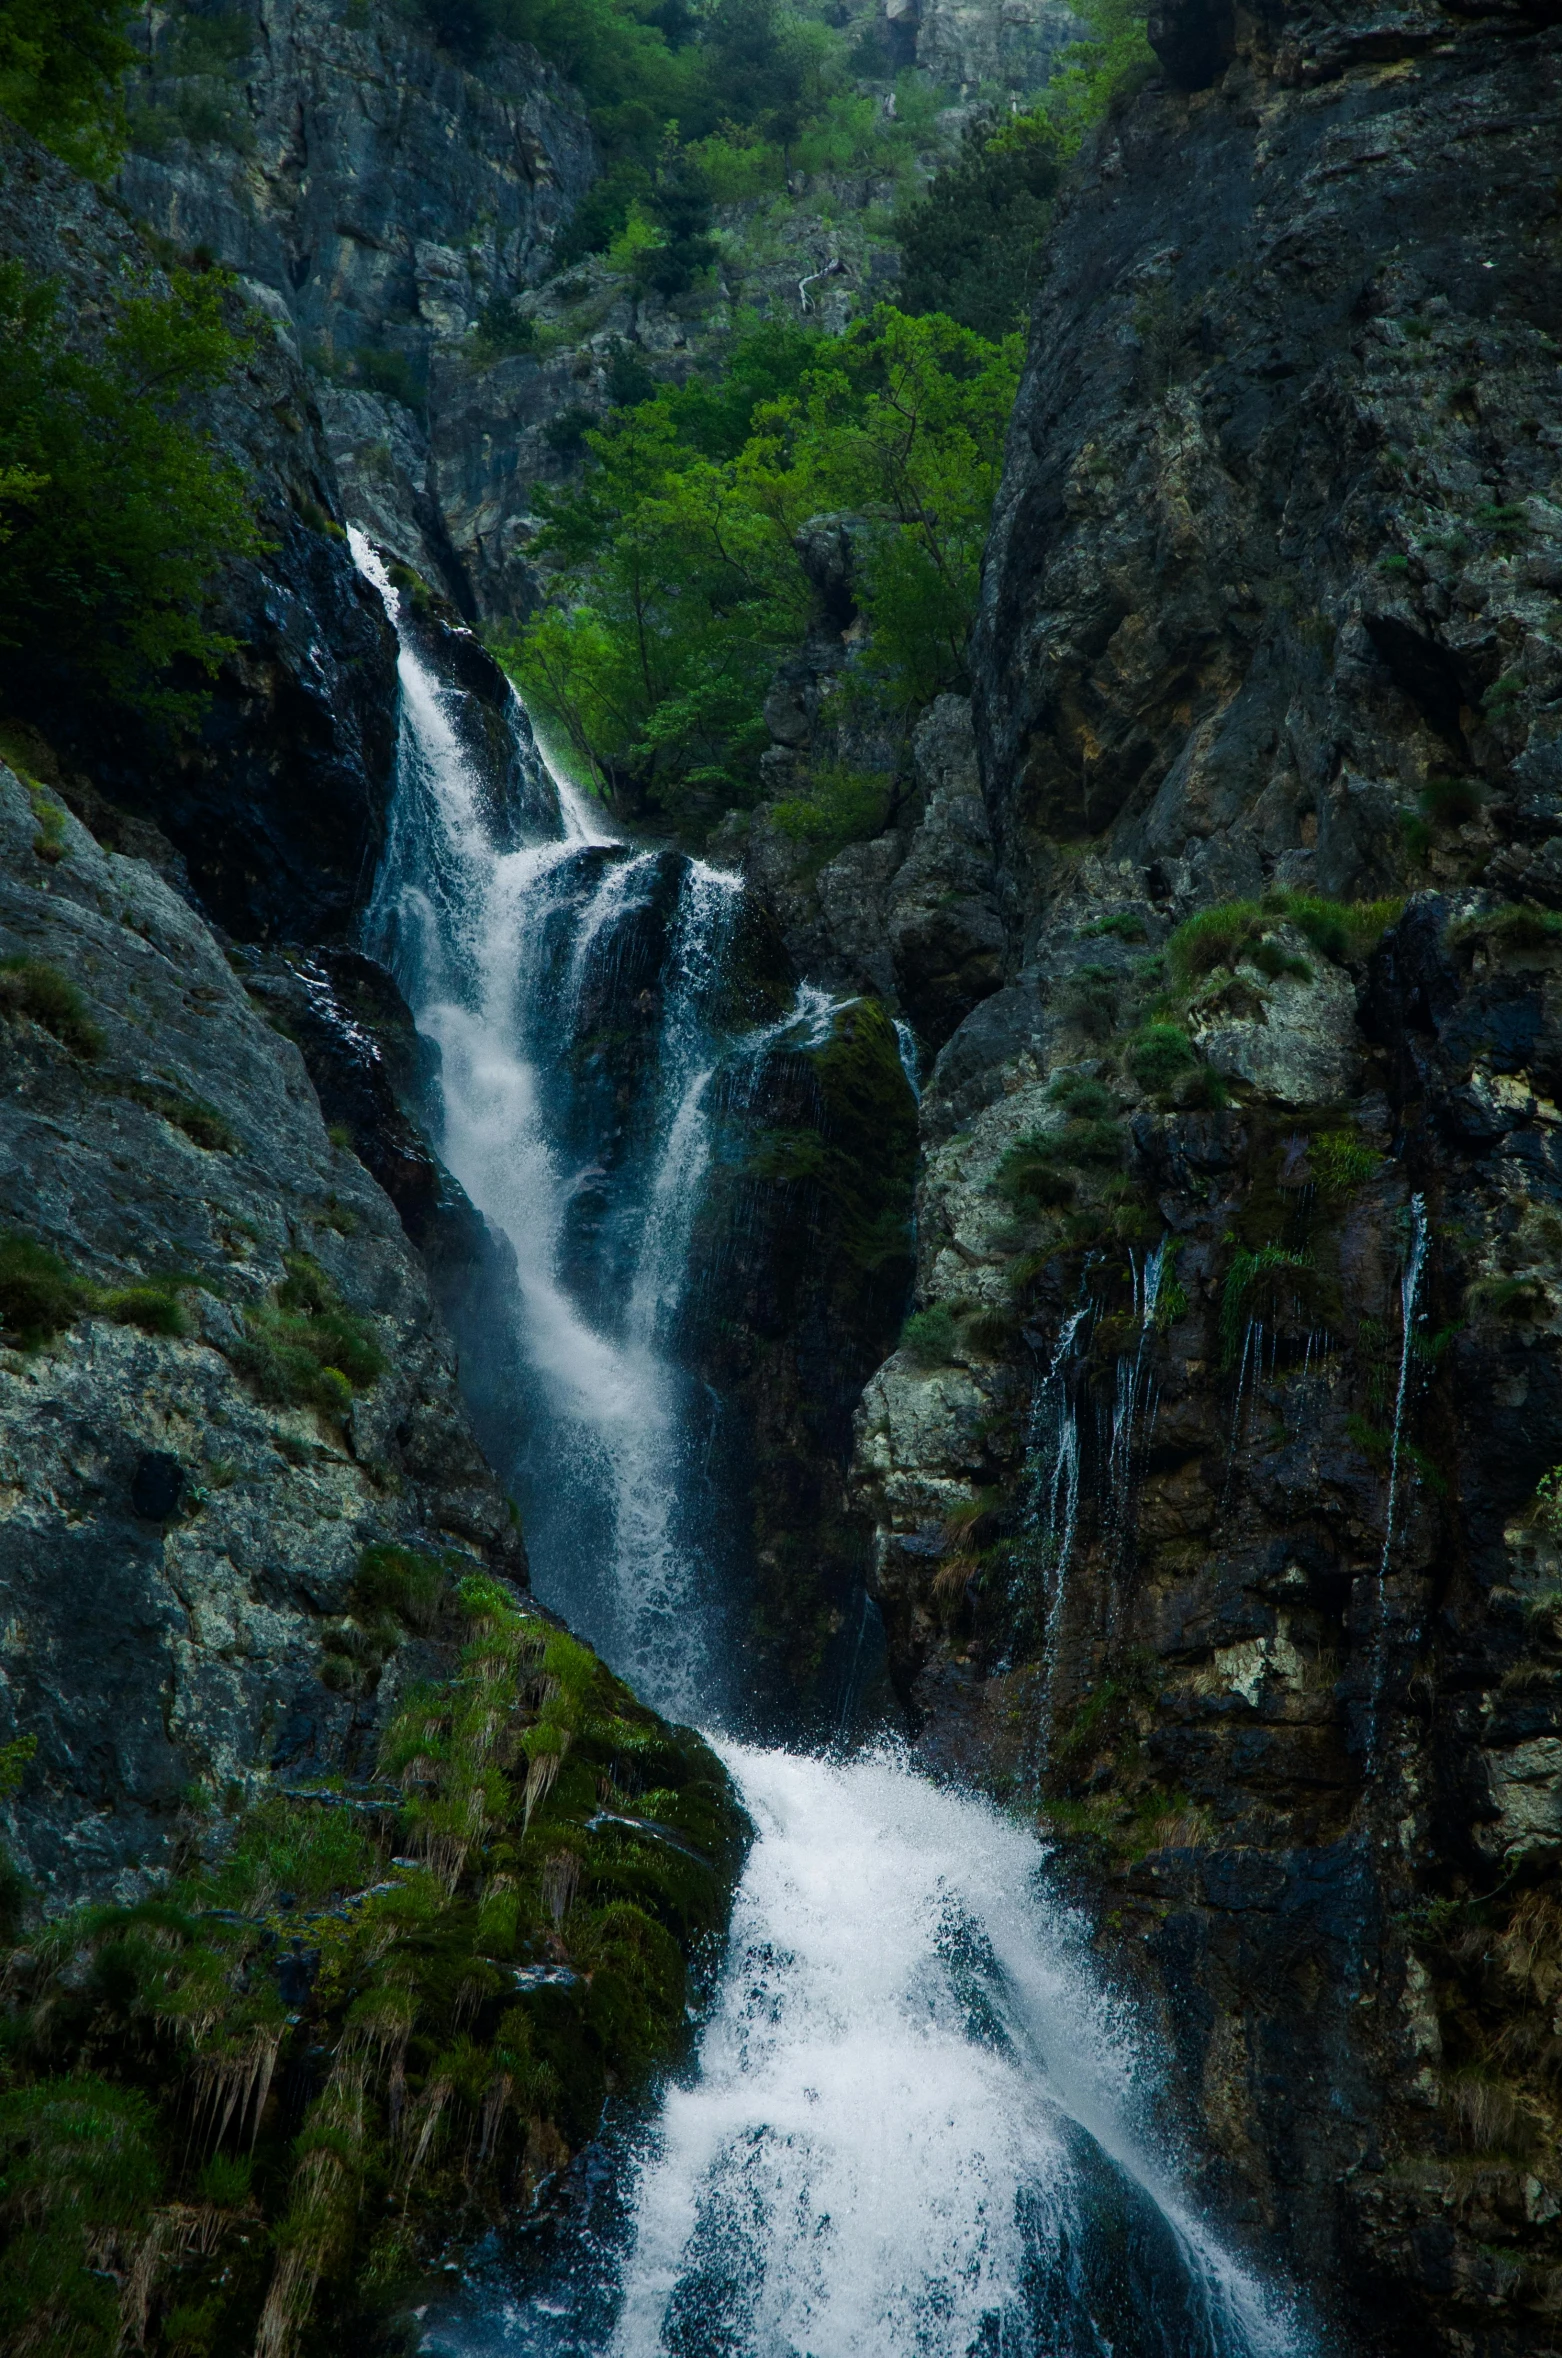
top-left (0, 761), bottom-right (525, 1909)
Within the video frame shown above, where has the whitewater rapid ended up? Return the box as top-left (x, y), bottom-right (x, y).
top-left (350, 534), bottom-right (1305, 2358)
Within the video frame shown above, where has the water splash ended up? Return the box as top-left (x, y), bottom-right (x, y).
top-left (433, 1750), bottom-right (1302, 2358)
top-left (1367, 1192), bottom-right (1429, 1761)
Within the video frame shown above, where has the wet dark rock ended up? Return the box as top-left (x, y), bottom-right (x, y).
top-left (131, 1452), bottom-right (185, 1523)
top-left (0, 133), bottom-right (401, 944)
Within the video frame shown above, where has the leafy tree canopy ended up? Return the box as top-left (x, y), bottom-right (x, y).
top-left (498, 305), bottom-right (1020, 835)
top-left (0, 0), bottom-right (133, 172)
top-left (0, 262), bottom-right (264, 720)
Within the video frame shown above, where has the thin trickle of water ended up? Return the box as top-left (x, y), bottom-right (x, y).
top-left (893, 1016), bottom-right (921, 1101)
top-left (1367, 1192), bottom-right (1429, 1760)
top-left (1016, 1308), bottom-right (1089, 1778)
top-left (1105, 1238), bottom-right (1166, 1567)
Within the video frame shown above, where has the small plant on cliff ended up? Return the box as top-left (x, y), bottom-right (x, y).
top-left (1220, 1243), bottom-right (1315, 1366)
top-left (1127, 1023), bottom-right (1196, 1094)
top-left (1168, 892), bottom-right (1402, 989)
top-left (900, 1303), bottom-right (958, 1367)
top-left (0, 954), bottom-right (103, 1055)
top-left (233, 1252), bottom-right (386, 1421)
top-left (0, 1230), bottom-right (90, 1346)
top-left (1452, 903), bottom-right (1562, 957)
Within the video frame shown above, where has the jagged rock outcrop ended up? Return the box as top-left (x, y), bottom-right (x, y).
top-left (0, 760), bottom-right (528, 1905)
top-left (745, 692), bottom-right (1008, 1053)
top-left (0, 131), bottom-right (400, 942)
top-left (849, 2), bottom-right (1562, 2348)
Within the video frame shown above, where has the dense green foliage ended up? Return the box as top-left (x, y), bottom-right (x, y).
top-left (501, 306), bottom-right (1019, 830)
top-left (0, 0), bottom-right (132, 171)
top-left (897, 112), bottom-right (1063, 336)
top-left (0, 262), bottom-right (262, 720)
top-left (0, 1573), bottom-right (747, 2358)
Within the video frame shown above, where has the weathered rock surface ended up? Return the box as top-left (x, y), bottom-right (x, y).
top-left (0, 761), bottom-right (525, 1908)
top-left (848, 4), bottom-right (1562, 2348)
top-left (0, 131), bottom-right (400, 943)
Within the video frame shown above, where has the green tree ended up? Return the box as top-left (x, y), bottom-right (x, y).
top-left (0, 0), bottom-right (132, 173)
top-left (897, 111), bottom-right (1063, 335)
top-left (500, 306), bottom-right (1019, 831)
top-left (0, 262), bottom-right (264, 721)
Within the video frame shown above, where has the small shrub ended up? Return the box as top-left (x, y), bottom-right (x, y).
top-left (1128, 1023), bottom-right (1196, 1092)
top-left (1168, 892), bottom-right (1402, 990)
top-left (770, 763), bottom-right (893, 854)
top-left (1466, 1274), bottom-right (1543, 1321)
top-left (1046, 1072), bottom-right (1112, 1117)
top-left (1056, 961), bottom-right (1120, 1038)
top-left (1421, 773), bottom-right (1483, 828)
top-left (122, 1079), bottom-right (238, 1151)
top-left (1311, 1130), bottom-right (1379, 1196)
top-left (25, 783), bottom-right (67, 861)
top-left (1220, 1243), bottom-right (1314, 1364)
top-left (100, 1283), bottom-right (190, 1338)
top-left (472, 296), bottom-right (538, 358)
top-left (543, 404), bottom-right (596, 461)
top-left (352, 1543), bottom-right (448, 1636)
top-left (0, 1231), bottom-right (89, 1346)
top-left (1452, 904), bottom-right (1562, 956)
top-left (900, 1304), bottom-right (958, 1367)
top-left (1080, 910), bottom-right (1147, 943)
top-left (234, 1252), bottom-right (386, 1418)
top-left (1444, 2069), bottom-right (1539, 2159)
top-left (0, 956), bottom-right (103, 1055)
top-left (1345, 1412), bottom-right (1392, 1470)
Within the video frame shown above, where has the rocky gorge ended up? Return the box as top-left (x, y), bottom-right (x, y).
top-left (1, 0), bottom-right (1561, 2352)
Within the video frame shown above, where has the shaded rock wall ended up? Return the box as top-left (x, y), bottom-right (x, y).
top-left (0, 131), bottom-right (400, 943)
top-left (844, 2), bottom-right (1562, 2349)
top-left (0, 760), bottom-right (526, 1907)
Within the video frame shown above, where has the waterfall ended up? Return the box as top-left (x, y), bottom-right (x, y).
top-left (350, 538), bottom-right (1304, 2358)
top-left (1104, 1238), bottom-right (1166, 1569)
top-left (1366, 1191), bottom-right (1429, 1761)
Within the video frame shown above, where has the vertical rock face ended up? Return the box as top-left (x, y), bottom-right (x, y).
top-left (0, 131), bottom-right (401, 943)
top-left (0, 762), bottom-right (526, 1906)
top-left (849, 2), bottom-right (1562, 2348)
top-left (119, 0), bottom-right (592, 364)
top-left (116, 0), bottom-right (594, 615)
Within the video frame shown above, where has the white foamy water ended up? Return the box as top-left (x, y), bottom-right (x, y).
top-left (351, 535), bottom-right (1305, 2358)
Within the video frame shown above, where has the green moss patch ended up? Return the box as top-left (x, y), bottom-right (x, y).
top-left (121, 1079), bottom-right (239, 1153)
top-left (0, 956), bottom-right (103, 1056)
top-left (0, 1579), bottom-right (748, 2358)
top-left (1167, 891), bottom-right (1402, 989)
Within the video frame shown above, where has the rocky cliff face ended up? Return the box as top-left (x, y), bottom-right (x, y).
top-left (0, 755), bottom-right (525, 1904)
top-left (843, 2), bottom-right (1562, 2349)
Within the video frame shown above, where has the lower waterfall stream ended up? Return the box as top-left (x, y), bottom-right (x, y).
top-left (351, 540), bottom-right (1301, 2358)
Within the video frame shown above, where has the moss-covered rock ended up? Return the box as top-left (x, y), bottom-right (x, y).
top-left (0, 1575), bottom-right (747, 2358)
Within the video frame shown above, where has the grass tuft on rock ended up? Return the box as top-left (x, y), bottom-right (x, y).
top-left (234, 1253), bottom-right (386, 1420)
top-left (1168, 892), bottom-right (1403, 989)
top-left (0, 955), bottom-right (103, 1056)
top-left (0, 1231), bottom-right (91, 1346)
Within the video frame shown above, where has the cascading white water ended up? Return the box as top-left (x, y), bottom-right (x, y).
top-left (351, 538), bottom-right (1304, 2358)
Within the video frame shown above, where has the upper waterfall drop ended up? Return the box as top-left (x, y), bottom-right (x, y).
top-left (350, 536), bottom-right (1306, 2358)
